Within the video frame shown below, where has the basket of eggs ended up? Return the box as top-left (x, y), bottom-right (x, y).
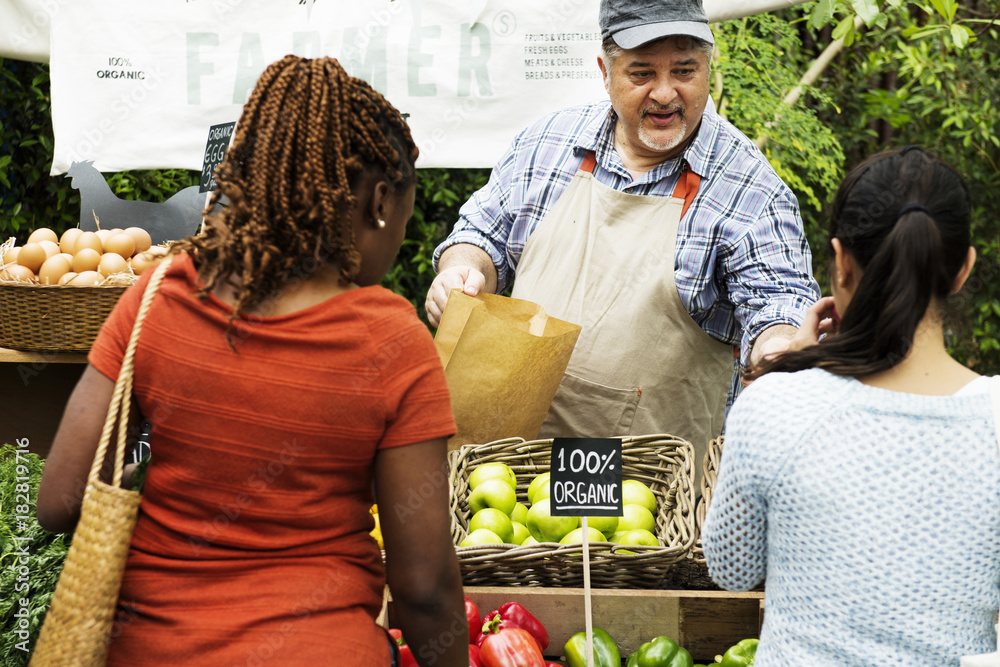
top-left (0, 226), bottom-right (168, 352)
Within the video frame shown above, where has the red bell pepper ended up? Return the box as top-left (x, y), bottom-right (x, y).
top-left (475, 602), bottom-right (549, 652)
top-left (469, 643), bottom-right (484, 666)
top-left (480, 627), bottom-right (545, 667)
top-left (388, 628), bottom-right (418, 667)
top-left (466, 597), bottom-right (481, 644)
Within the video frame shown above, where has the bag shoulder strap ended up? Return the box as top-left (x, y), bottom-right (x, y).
top-left (87, 257), bottom-right (174, 487)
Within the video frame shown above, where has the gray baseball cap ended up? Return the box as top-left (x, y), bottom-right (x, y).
top-left (600, 0), bottom-right (715, 49)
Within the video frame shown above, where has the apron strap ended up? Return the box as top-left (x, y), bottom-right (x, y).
top-left (672, 166), bottom-right (702, 220)
top-left (578, 151), bottom-right (701, 218)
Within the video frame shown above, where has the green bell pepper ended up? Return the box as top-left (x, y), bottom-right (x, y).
top-left (564, 628), bottom-right (620, 667)
top-left (718, 638), bottom-right (758, 666)
top-left (624, 636), bottom-right (693, 667)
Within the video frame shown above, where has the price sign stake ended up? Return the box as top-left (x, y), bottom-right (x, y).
top-left (551, 438), bottom-right (623, 667)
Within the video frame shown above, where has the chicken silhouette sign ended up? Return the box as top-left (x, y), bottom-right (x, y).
top-left (67, 161), bottom-right (206, 245)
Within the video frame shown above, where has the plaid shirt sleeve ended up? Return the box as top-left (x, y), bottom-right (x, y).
top-left (725, 185), bottom-right (820, 367)
top-left (432, 134), bottom-right (520, 291)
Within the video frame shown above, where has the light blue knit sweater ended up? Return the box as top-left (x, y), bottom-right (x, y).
top-left (703, 368), bottom-right (1000, 666)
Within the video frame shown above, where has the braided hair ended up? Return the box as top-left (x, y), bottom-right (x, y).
top-left (173, 55), bottom-right (417, 342)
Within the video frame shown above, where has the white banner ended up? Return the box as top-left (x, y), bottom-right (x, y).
top-left (45, 0), bottom-right (812, 174)
top-left (49, 0), bottom-right (612, 174)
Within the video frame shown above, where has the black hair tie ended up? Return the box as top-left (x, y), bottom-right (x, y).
top-left (898, 203), bottom-right (930, 219)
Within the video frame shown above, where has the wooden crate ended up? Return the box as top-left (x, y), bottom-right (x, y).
top-left (389, 586), bottom-right (764, 663)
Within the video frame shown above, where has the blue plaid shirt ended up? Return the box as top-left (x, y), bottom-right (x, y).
top-left (434, 99), bottom-right (820, 401)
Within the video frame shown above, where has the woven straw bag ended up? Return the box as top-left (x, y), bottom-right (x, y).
top-left (30, 258), bottom-right (173, 667)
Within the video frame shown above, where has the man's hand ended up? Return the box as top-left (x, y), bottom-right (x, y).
top-left (425, 266), bottom-right (487, 327)
top-left (426, 244), bottom-right (497, 327)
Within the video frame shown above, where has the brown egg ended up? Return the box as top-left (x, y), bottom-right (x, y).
top-left (57, 252), bottom-right (74, 263)
top-left (27, 227), bottom-right (59, 245)
top-left (103, 232), bottom-right (136, 259)
top-left (0, 264), bottom-right (38, 282)
top-left (16, 243), bottom-right (47, 273)
top-left (69, 270), bottom-right (104, 286)
top-left (2, 246), bottom-right (19, 265)
top-left (98, 252), bottom-right (129, 277)
top-left (74, 231), bottom-right (103, 255)
top-left (124, 227), bottom-right (152, 253)
top-left (57, 271), bottom-right (78, 285)
top-left (130, 249), bottom-right (167, 276)
top-left (60, 228), bottom-right (83, 255)
top-left (95, 229), bottom-right (115, 244)
top-left (39, 240), bottom-right (61, 259)
top-left (71, 247), bottom-right (102, 273)
top-left (38, 255), bottom-right (72, 285)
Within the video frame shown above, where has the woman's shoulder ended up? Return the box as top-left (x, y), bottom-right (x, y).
top-left (727, 369), bottom-right (854, 448)
top-left (737, 367), bottom-right (853, 408)
top-left (349, 286), bottom-right (425, 323)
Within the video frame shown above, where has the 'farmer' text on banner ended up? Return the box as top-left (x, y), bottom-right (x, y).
top-left (48, 0), bottom-right (608, 174)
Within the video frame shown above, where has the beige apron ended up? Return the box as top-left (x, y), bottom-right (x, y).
top-left (510, 152), bottom-right (733, 485)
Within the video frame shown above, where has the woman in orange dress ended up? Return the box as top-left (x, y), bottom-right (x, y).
top-left (37, 55), bottom-right (467, 667)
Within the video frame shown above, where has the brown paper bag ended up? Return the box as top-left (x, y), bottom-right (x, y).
top-left (434, 289), bottom-right (581, 450)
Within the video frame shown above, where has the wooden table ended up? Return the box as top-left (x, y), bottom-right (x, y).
top-left (0, 346), bottom-right (87, 457)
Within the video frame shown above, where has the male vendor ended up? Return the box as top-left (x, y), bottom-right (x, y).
top-left (425, 0), bottom-right (820, 476)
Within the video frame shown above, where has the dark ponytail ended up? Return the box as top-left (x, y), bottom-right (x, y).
top-left (748, 147), bottom-right (971, 379)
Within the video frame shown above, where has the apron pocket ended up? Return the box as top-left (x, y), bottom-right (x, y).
top-left (539, 372), bottom-right (641, 438)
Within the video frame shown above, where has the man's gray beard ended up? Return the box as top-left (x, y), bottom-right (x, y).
top-left (638, 113), bottom-right (687, 153)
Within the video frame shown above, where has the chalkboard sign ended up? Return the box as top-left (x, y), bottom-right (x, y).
top-left (550, 438), bottom-right (623, 517)
top-left (199, 122), bottom-right (236, 193)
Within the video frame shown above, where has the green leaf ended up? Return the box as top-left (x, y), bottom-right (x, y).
top-left (902, 25), bottom-right (946, 40)
top-left (832, 16), bottom-right (855, 42)
top-left (850, 0), bottom-right (879, 28)
top-left (927, 0), bottom-right (954, 22)
top-left (809, 0), bottom-right (836, 30)
top-left (950, 24), bottom-right (969, 48)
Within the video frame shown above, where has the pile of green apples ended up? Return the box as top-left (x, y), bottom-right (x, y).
top-left (458, 461), bottom-right (661, 549)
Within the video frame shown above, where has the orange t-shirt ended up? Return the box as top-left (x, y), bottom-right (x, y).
top-left (88, 252), bottom-right (455, 666)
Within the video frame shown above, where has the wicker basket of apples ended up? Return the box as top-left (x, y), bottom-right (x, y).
top-left (448, 434), bottom-right (696, 589)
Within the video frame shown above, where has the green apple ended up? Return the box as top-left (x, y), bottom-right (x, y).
top-left (622, 479), bottom-right (658, 515)
top-left (585, 516), bottom-right (619, 540)
top-left (469, 462), bottom-right (517, 491)
top-left (620, 528), bottom-right (659, 547)
top-left (521, 536), bottom-right (539, 547)
top-left (527, 472), bottom-right (551, 504)
top-left (532, 479), bottom-right (551, 503)
top-left (469, 508), bottom-right (514, 544)
top-left (511, 502), bottom-right (529, 524)
top-left (559, 526), bottom-right (608, 544)
top-left (613, 528), bottom-right (660, 554)
top-left (469, 479), bottom-right (517, 515)
top-left (511, 521), bottom-right (531, 545)
top-left (617, 504), bottom-right (655, 533)
top-left (460, 528), bottom-right (503, 547)
top-left (609, 530), bottom-right (631, 544)
top-left (525, 497), bottom-right (579, 543)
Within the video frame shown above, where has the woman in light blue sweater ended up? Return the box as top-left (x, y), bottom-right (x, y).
top-left (703, 146), bottom-right (999, 666)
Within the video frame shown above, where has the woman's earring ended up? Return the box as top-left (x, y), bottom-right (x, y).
top-left (377, 219), bottom-right (386, 229)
